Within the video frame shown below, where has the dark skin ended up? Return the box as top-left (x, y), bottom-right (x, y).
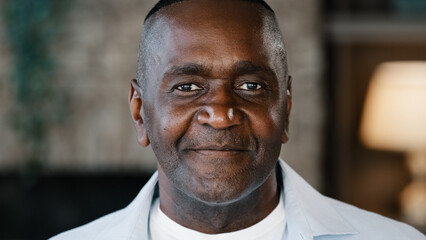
top-left (129, 0), bottom-right (292, 234)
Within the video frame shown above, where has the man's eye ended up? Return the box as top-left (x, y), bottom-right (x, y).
top-left (176, 83), bottom-right (203, 91)
top-left (237, 82), bottom-right (262, 90)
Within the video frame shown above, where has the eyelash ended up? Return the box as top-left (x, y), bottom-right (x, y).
top-left (172, 81), bottom-right (267, 96)
top-left (236, 82), bottom-right (263, 91)
top-left (175, 83), bottom-right (203, 92)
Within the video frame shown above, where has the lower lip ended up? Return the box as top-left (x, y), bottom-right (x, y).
top-left (188, 150), bottom-right (247, 157)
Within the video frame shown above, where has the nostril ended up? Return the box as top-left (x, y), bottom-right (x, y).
top-left (196, 110), bottom-right (211, 124)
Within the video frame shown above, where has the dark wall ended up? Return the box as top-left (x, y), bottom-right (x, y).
top-left (0, 172), bottom-right (153, 239)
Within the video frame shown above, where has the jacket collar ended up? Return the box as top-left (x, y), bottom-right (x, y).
top-left (279, 160), bottom-right (358, 240)
top-left (128, 171), bottom-right (158, 240)
top-left (93, 171), bottom-right (159, 240)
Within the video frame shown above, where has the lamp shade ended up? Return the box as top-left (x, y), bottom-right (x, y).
top-left (360, 61), bottom-right (426, 151)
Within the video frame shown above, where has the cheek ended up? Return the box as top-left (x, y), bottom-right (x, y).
top-left (246, 102), bottom-right (285, 141)
top-left (144, 100), bottom-right (195, 168)
top-left (145, 97), bottom-right (192, 139)
top-left (159, 104), bottom-right (195, 142)
top-left (270, 101), bottom-right (287, 130)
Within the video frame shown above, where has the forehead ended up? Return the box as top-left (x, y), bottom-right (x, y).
top-left (158, 0), bottom-right (267, 29)
top-left (147, 0), bottom-right (274, 74)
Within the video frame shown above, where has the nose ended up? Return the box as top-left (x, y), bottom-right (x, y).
top-left (196, 88), bottom-right (243, 129)
top-left (197, 106), bottom-right (242, 129)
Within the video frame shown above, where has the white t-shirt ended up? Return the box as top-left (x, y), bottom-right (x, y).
top-left (148, 191), bottom-right (286, 240)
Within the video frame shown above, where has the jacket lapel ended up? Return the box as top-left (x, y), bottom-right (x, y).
top-left (279, 160), bottom-right (358, 240)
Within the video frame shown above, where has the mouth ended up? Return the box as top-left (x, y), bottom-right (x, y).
top-left (185, 145), bottom-right (249, 156)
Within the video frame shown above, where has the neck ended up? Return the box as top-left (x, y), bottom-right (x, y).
top-left (157, 168), bottom-right (280, 234)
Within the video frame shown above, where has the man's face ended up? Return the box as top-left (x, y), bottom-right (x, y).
top-left (137, 0), bottom-right (290, 204)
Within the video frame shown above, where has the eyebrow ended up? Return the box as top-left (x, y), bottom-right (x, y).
top-left (164, 61), bottom-right (274, 77)
top-left (231, 61), bottom-right (274, 77)
top-left (165, 63), bottom-right (210, 76)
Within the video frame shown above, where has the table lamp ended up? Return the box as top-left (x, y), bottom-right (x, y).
top-left (360, 61), bottom-right (426, 226)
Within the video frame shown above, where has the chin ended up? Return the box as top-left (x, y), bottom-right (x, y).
top-left (184, 176), bottom-right (255, 205)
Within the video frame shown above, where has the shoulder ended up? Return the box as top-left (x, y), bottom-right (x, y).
top-left (279, 160), bottom-right (424, 239)
top-left (325, 197), bottom-right (425, 240)
top-left (49, 209), bottom-right (124, 240)
top-left (49, 172), bottom-right (159, 240)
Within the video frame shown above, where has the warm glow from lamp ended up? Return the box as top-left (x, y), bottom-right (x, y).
top-left (360, 62), bottom-right (426, 151)
top-left (360, 61), bottom-right (426, 226)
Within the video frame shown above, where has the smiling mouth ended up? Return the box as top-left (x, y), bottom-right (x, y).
top-left (185, 145), bottom-right (249, 156)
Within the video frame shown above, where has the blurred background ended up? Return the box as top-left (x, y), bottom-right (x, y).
top-left (0, 0), bottom-right (425, 238)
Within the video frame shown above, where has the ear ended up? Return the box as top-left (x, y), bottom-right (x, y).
top-left (282, 76), bottom-right (292, 144)
top-left (129, 79), bottom-right (150, 147)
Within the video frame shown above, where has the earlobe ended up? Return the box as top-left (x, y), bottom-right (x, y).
top-left (282, 76), bottom-right (292, 144)
top-left (129, 79), bottom-right (150, 147)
